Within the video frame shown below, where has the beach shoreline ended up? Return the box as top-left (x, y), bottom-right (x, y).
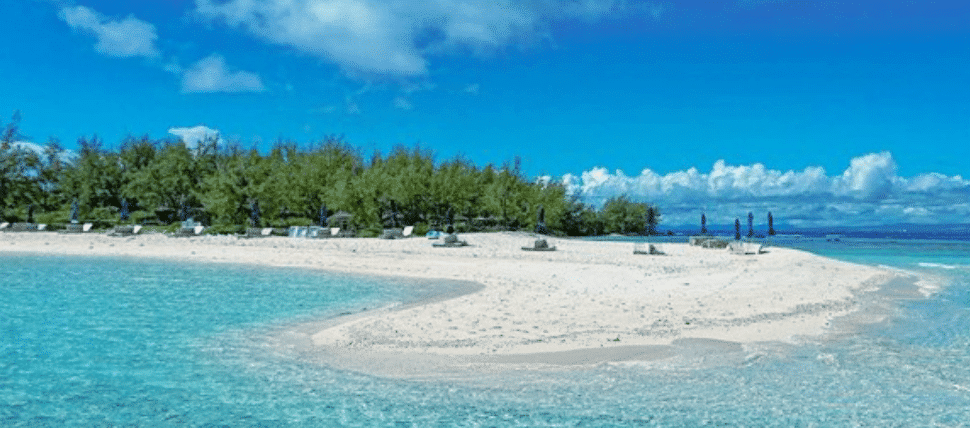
top-left (2, 230), bottom-right (913, 377)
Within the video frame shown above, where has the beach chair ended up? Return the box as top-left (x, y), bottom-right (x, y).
top-left (108, 225), bottom-right (143, 237)
top-left (330, 227), bottom-right (340, 237)
top-left (433, 234), bottom-right (469, 248)
top-left (633, 242), bottom-right (664, 255)
top-left (0, 222), bottom-right (9, 230)
top-left (172, 220), bottom-right (204, 237)
top-left (728, 240), bottom-right (762, 255)
top-left (307, 226), bottom-right (325, 238)
top-left (82, 223), bottom-right (93, 232)
top-left (522, 238), bottom-right (556, 252)
top-left (402, 226), bottom-right (414, 238)
top-left (37, 224), bottom-right (47, 231)
top-left (10, 223), bottom-right (33, 232)
top-left (379, 228), bottom-right (402, 239)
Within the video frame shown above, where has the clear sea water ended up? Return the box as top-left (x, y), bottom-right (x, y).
top-left (2, 238), bottom-right (969, 427)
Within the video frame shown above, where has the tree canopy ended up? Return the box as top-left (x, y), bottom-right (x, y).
top-left (0, 115), bottom-right (662, 236)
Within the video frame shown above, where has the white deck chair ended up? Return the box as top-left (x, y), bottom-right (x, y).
top-left (193, 225), bottom-right (204, 235)
top-left (402, 225), bottom-right (414, 237)
top-left (132, 225), bottom-right (142, 235)
top-left (261, 227), bottom-right (273, 236)
top-left (330, 227), bottom-right (340, 236)
top-left (38, 224), bottom-right (47, 231)
top-left (0, 222), bottom-right (9, 229)
top-left (82, 223), bottom-right (93, 232)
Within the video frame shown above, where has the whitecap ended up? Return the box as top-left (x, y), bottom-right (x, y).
top-left (918, 262), bottom-right (958, 270)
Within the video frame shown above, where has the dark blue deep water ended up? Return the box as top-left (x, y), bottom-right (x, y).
top-left (2, 238), bottom-right (969, 426)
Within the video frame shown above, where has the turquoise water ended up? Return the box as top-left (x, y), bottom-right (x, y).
top-left (2, 240), bottom-right (969, 426)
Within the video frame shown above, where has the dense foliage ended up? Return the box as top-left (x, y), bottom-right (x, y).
top-left (0, 114), bottom-right (660, 236)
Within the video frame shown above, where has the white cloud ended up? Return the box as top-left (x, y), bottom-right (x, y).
top-left (463, 83), bottom-right (480, 95)
top-left (11, 141), bottom-right (78, 164)
top-left (168, 125), bottom-right (221, 149)
top-left (181, 54), bottom-right (266, 93)
top-left (194, 0), bottom-right (631, 78)
top-left (59, 6), bottom-right (160, 58)
top-left (563, 152), bottom-right (970, 227)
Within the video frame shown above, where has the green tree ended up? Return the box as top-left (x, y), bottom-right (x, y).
top-left (430, 156), bottom-right (479, 226)
top-left (60, 135), bottom-right (123, 219)
top-left (599, 196), bottom-right (655, 235)
top-left (1, 112), bottom-right (44, 218)
top-left (125, 141), bottom-right (198, 216)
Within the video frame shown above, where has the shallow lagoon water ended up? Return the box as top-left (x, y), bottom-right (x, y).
top-left (2, 239), bottom-right (969, 426)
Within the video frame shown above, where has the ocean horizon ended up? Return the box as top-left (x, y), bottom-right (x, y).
top-left (2, 236), bottom-right (969, 426)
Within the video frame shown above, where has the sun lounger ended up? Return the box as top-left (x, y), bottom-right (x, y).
top-left (108, 225), bottom-right (143, 237)
top-left (433, 234), bottom-right (469, 247)
top-left (0, 222), bottom-right (8, 230)
top-left (329, 227), bottom-right (354, 238)
top-left (37, 224), bottom-right (47, 231)
top-left (171, 221), bottom-right (205, 237)
top-left (633, 243), bottom-right (664, 255)
top-left (10, 223), bottom-right (35, 232)
top-left (728, 241), bottom-right (764, 255)
top-left (380, 226), bottom-right (415, 239)
top-left (701, 239), bottom-right (729, 249)
top-left (244, 227), bottom-right (275, 238)
top-left (380, 228), bottom-right (404, 239)
top-left (64, 223), bottom-right (93, 233)
top-left (522, 238), bottom-right (556, 251)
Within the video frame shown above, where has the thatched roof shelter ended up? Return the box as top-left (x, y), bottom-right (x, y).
top-left (328, 211), bottom-right (353, 228)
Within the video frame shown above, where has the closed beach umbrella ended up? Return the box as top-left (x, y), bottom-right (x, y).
top-left (70, 199), bottom-right (79, 224)
top-left (250, 200), bottom-right (261, 227)
top-left (535, 205), bottom-right (546, 234)
top-left (120, 199), bottom-right (130, 222)
top-left (27, 204), bottom-right (34, 224)
top-left (734, 218), bottom-right (741, 240)
top-left (319, 204), bottom-right (328, 227)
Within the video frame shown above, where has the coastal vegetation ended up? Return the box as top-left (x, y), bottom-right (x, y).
top-left (0, 114), bottom-right (659, 236)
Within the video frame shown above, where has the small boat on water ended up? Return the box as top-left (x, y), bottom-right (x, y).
top-left (825, 234), bottom-right (842, 242)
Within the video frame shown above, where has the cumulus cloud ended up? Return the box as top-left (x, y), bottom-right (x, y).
top-left (11, 141), bottom-right (78, 164)
top-left (181, 54), bottom-right (266, 93)
top-left (194, 0), bottom-right (636, 78)
top-left (562, 152), bottom-right (970, 227)
top-left (59, 6), bottom-right (160, 58)
top-left (168, 125), bottom-right (221, 149)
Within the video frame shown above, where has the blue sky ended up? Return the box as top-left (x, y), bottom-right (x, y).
top-left (3, 0), bottom-right (969, 227)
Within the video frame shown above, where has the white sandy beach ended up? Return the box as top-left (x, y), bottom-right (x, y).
top-left (2, 231), bottom-right (905, 376)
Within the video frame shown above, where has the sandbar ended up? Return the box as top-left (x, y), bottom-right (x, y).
top-left (2, 231), bottom-right (909, 377)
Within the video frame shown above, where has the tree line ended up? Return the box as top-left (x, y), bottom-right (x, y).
top-left (0, 114), bottom-right (660, 236)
